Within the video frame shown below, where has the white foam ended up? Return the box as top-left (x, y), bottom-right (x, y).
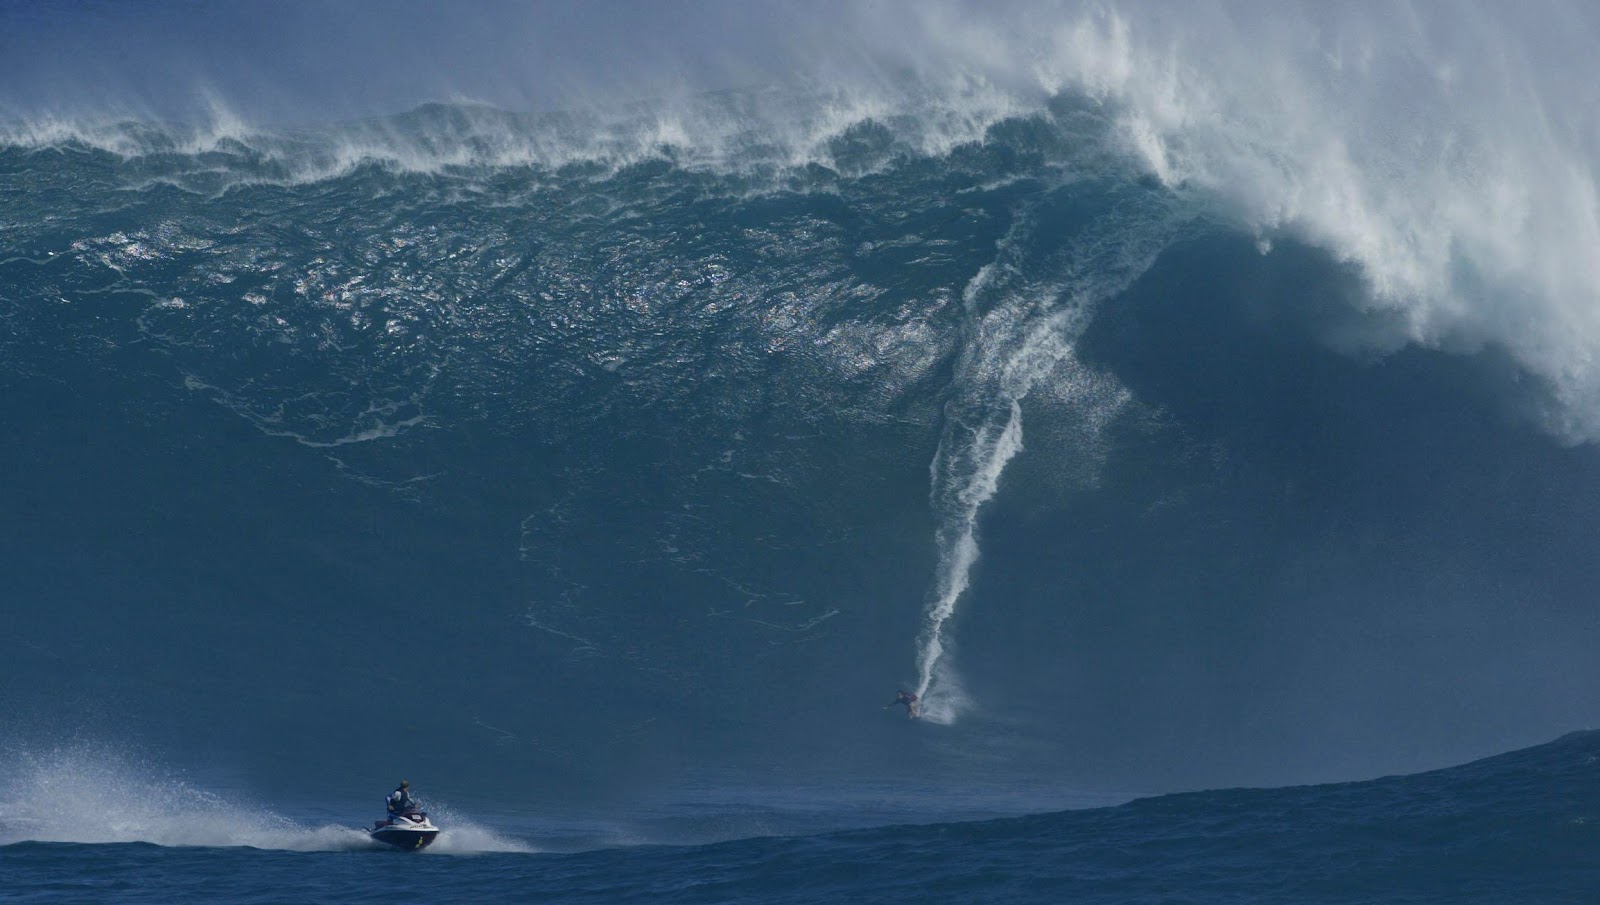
top-left (917, 2), bottom-right (1600, 440)
top-left (910, 179), bottom-right (1184, 722)
top-left (0, 80), bottom-right (1024, 193)
top-left (421, 809), bottom-right (537, 855)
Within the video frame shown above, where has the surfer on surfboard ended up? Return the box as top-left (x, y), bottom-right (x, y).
top-left (886, 689), bottom-right (920, 719)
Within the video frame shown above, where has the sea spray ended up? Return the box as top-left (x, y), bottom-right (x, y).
top-left (0, 743), bottom-right (530, 853)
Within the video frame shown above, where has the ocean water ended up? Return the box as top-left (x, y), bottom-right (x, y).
top-left (3, 731), bottom-right (1598, 903)
top-left (6, 3), bottom-right (1600, 901)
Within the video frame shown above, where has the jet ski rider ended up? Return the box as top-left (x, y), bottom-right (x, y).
top-left (386, 779), bottom-right (418, 818)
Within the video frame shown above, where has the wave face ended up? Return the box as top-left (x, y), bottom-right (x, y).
top-left (6, 1), bottom-right (1600, 807)
top-left (3, 730), bottom-right (1596, 903)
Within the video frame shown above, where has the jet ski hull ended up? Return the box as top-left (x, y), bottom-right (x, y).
top-left (371, 826), bottom-right (439, 850)
top-left (370, 811), bottom-right (441, 850)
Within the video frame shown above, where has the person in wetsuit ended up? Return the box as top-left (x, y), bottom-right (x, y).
top-left (887, 690), bottom-right (920, 719)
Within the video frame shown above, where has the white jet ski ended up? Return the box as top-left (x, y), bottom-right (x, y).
top-left (370, 808), bottom-right (441, 850)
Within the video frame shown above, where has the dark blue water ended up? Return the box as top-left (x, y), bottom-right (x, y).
top-left (5, 50), bottom-right (1600, 899)
top-left (4, 731), bottom-right (1597, 903)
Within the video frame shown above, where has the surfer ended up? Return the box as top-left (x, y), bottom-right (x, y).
top-left (386, 779), bottom-right (418, 817)
top-left (886, 690), bottom-right (920, 719)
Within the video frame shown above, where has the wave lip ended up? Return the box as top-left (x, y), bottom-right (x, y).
top-left (0, 79), bottom-right (1028, 190)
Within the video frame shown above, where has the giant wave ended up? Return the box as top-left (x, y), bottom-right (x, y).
top-left (4, 2), bottom-right (1600, 808)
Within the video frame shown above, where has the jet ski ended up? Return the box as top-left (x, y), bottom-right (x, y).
top-left (370, 808), bottom-right (441, 850)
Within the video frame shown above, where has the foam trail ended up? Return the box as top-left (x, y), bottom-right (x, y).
top-left (914, 398), bottom-right (1024, 723)
top-left (912, 188), bottom-right (1187, 723)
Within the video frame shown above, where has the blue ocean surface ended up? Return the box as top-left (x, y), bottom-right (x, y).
top-left (3, 731), bottom-right (1597, 903)
top-left (6, 3), bottom-right (1600, 901)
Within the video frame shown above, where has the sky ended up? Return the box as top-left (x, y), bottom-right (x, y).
top-left (0, 0), bottom-right (853, 122)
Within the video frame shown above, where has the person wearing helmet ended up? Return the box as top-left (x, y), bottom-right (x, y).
top-left (386, 780), bottom-right (418, 818)
top-left (886, 690), bottom-right (920, 719)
